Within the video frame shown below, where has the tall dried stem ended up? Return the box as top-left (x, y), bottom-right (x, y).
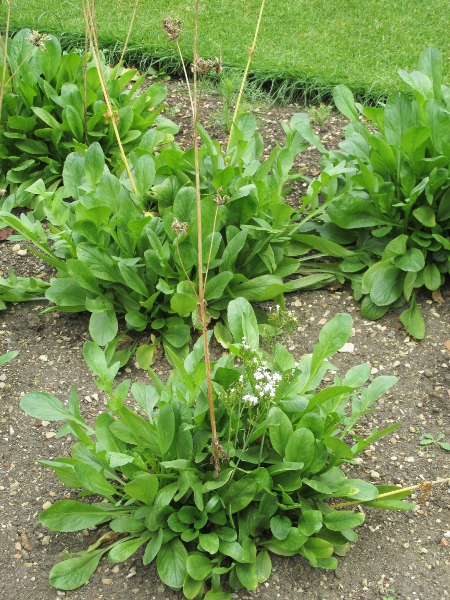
top-left (192, 0), bottom-right (221, 474)
top-left (226, 0), bottom-right (266, 151)
top-left (0, 0), bottom-right (11, 118)
top-left (115, 0), bottom-right (139, 78)
top-left (82, 0), bottom-right (138, 195)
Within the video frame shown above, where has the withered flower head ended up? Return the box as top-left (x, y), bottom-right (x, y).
top-left (212, 186), bottom-right (228, 205)
top-left (25, 30), bottom-right (52, 53)
top-left (162, 17), bottom-right (182, 42)
top-left (0, 189), bottom-right (6, 197)
top-left (191, 56), bottom-right (222, 75)
top-left (172, 217), bottom-right (189, 237)
top-left (103, 109), bottom-right (121, 125)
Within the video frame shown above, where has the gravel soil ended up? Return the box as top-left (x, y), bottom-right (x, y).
top-left (0, 79), bottom-right (449, 600)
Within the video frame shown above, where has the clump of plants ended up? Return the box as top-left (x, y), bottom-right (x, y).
top-left (20, 303), bottom-right (414, 597)
top-left (0, 27), bottom-right (177, 213)
top-left (297, 47), bottom-right (450, 338)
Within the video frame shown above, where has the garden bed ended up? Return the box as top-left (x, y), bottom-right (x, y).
top-left (0, 81), bottom-right (449, 600)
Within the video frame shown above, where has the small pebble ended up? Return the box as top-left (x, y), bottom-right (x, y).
top-left (17, 249), bottom-right (27, 256)
top-left (338, 343), bottom-right (354, 353)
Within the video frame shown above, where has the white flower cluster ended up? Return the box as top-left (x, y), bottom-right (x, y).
top-left (245, 366), bottom-right (283, 404)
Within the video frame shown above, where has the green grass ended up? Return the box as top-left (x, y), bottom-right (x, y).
top-left (3, 0), bottom-right (450, 103)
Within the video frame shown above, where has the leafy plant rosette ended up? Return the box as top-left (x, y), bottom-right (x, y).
top-left (295, 47), bottom-right (450, 339)
top-left (0, 111), bottom-right (336, 363)
top-left (0, 29), bottom-right (177, 214)
top-left (20, 303), bottom-right (414, 597)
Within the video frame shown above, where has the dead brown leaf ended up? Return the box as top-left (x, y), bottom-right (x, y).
top-left (20, 532), bottom-right (32, 552)
top-left (432, 289), bottom-right (445, 305)
top-left (444, 340), bottom-right (450, 353)
top-left (0, 227), bottom-right (13, 241)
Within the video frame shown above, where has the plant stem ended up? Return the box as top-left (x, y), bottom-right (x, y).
top-left (332, 476), bottom-right (450, 509)
top-left (0, 0), bottom-right (11, 118)
top-left (226, 0), bottom-right (266, 152)
top-left (115, 0), bottom-right (139, 78)
top-left (192, 0), bottom-right (220, 475)
top-left (175, 39), bottom-right (194, 115)
top-left (83, 0), bottom-right (138, 195)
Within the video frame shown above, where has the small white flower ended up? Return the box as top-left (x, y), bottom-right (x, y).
top-left (239, 375), bottom-right (244, 382)
top-left (243, 394), bottom-right (258, 404)
top-left (275, 304), bottom-right (280, 311)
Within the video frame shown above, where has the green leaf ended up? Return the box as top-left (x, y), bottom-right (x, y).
top-left (270, 515), bottom-right (291, 540)
top-left (65, 105), bottom-right (84, 140)
top-left (20, 392), bottom-right (70, 421)
top-left (186, 554), bottom-right (212, 581)
top-left (170, 292), bottom-right (197, 317)
top-left (400, 296), bottom-right (425, 339)
top-left (423, 263), bottom-right (441, 291)
top-left (227, 297), bottom-right (259, 348)
top-left (157, 404), bottom-right (175, 455)
top-left (199, 532), bottom-right (220, 554)
top-left (255, 550), bottom-right (272, 583)
top-left (134, 154), bottom-right (156, 197)
top-left (84, 142), bottom-right (105, 187)
top-left (108, 534), bottom-right (151, 562)
top-left (0, 350), bottom-right (19, 366)
top-left (143, 528), bottom-right (164, 565)
top-left (183, 575), bottom-right (204, 600)
top-left (46, 278), bottom-right (87, 308)
top-left (136, 343), bottom-right (157, 369)
top-left (73, 464), bottom-right (117, 497)
top-left (360, 296), bottom-right (390, 320)
top-left (49, 549), bottom-right (105, 591)
top-left (236, 562), bottom-right (258, 591)
top-left (123, 473), bottom-right (159, 505)
top-left (89, 310), bottom-right (118, 346)
top-left (333, 85), bottom-right (359, 121)
top-left (418, 46), bottom-right (442, 101)
top-left (222, 478), bottom-right (258, 514)
top-left (369, 264), bottom-right (404, 306)
top-left (413, 205), bottom-right (436, 228)
top-left (156, 538), bottom-right (188, 589)
top-left (324, 510), bottom-right (365, 531)
top-left (267, 407), bottom-right (293, 457)
top-left (284, 428), bottom-right (315, 468)
top-left (393, 248), bottom-right (425, 272)
top-left (298, 510), bottom-right (323, 536)
top-left (40, 500), bottom-right (116, 532)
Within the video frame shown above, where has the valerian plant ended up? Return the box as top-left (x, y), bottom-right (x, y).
top-left (0, 28), bottom-right (177, 213)
top-left (20, 304), bottom-right (414, 597)
top-left (296, 47), bottom-right (450, 339)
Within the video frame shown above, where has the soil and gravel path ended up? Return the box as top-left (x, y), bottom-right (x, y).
top-left (0, 80), bottom-right (449, 600)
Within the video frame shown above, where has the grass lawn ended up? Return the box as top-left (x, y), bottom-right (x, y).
top-left (3, 0), bottom-right (450, 101)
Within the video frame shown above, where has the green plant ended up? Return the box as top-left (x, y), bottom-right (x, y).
top-left (0, 28), bottom-right (177, 212)
top-left (0, 109), bottom-right (335, 360)
top-left (297, 47), bottom-right (450, 338)
top-left (419, 433), bottom-right (450, 451)
top-left (20, 305), bottom-right (414, 596)
top-left (0, 349), bottom-right (19, 365)
top-left (304, 103), bottom-right (332, 126)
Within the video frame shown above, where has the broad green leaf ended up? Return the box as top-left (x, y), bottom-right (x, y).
top-left (324, 510), bottom-right (365, 531)
top-left (143, 528), bottom-right (164, 565)
top-left (384, 92), bottom-right (416, 148)
top-left (333, 85), bottom-right (359, 121)
top-left (298, 510), bottom-right (323, 536)
top-left (199, 532), bottom-right (220, 554)
top-left (134, 154), bottom-right (156, 197)
top-left (0, 350), bottom-right (19, 366)
top-left (46, 278), bottom-right (87, 308)
top-left (170, 292), bottom-right (197, 317)
top-left (393, 248), bottom-right (425, 272)
top-left (65, 105), bottom-right (84, 140)
top-left (186, 554), bottom-right (212, 581)
top-left (89, 310), bottom-right (118, 346)
top-left (156, 538), bottom-right (188, 589)
top-left (412, 205), bottom-right (436, 228)
top-left (369, 264), bottom-right (404, 306)
top-left (123, 473), bottom-right (159, 505)
top-left (337, 479), bottom-right (379, 501)
top-left (49, 549), bottom-right (105, 591)
top-left (40, 500), bottom-right (116, 532)
top-left (400, 296), bottom-right (425, 339)
top-left (267, 407), bottom-right (293, 457)
top-left (236, 562), bottom-right (258, 591)
top-left (270, 515), bottom-right (291, 540)
top-left (37, 34), bottom-right (61, 80)
top-left (423, 263), bottom-right (441, 290)
top-left (418, 46), bottom-right (442, 101)
top-left (284, 428), bottom-right (315, 468)
top-left (255, 550), bottom-right (272, 583)
top-left (73, 464), bottom-right (117, 497)
top-left (360, 296), bottom-right (390, 320)
top-left (20, 392), bottom-right (70, 421)
top-left (328, 197), bottom-right (388, 228)
top-left (222, 478), bottom-right (258, 514)
top-left (156, 404), bottom-right (175, 455)
top-left (227, 297), bottom-right (259, 348)
top-left (183, 575), bottom-right (204, 600)
top-left (84, 142), bottom-right (105, 187)
top-left (136, 343), bottom-right (157, 369)
top-left (108, 534), bottom-right (151, 562)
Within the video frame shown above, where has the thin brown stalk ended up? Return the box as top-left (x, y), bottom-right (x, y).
top-left (175, 40), bottom-right (194, 115)
top-left (332, 477), bottom-right (450, 509)
top-left (226, 0), bottom-right (266, 151)
top-left (175, 240), bottom-right (199, 300)
top-left (192, 0), bottom-right (220, 473)
top-left (0, 0), bottom-right (11, 118)
top-left (115, 0), bottom-right (139, 78)
top-left (83, 21), bottom-right (89, 144)
top-left (83, 0), bottom-right (138, 195)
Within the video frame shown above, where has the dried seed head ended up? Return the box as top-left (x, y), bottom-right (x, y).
top-left (212, 186), bottom-right (228, 205)
top-left (103, 109), bottom-right (120, 125)
top-left (0, 189), bottom-right (6, 197)
top-left (191, 56), bottom-right (222, 75)
top-left (25, 30), bottom-right (52, 53)
top-left (171, 217), bottom-right (189, 237)
top-left (162, 17), bottom-right (182, 42)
